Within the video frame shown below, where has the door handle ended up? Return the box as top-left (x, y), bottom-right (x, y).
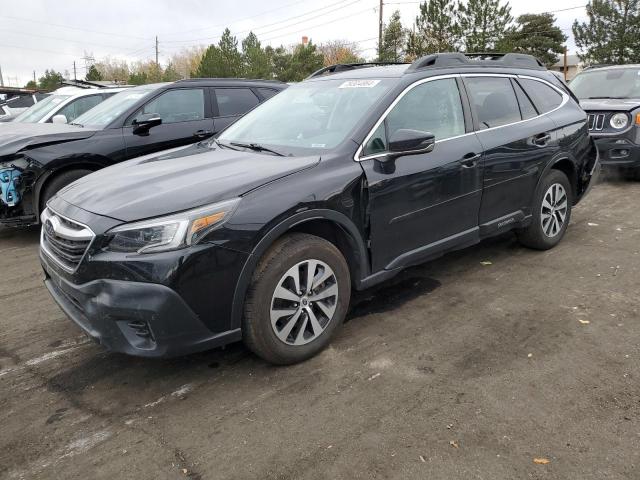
top-left (193, 129), bottom-right (214, 138)
top-left (460, 152), bottom-right (481, 168)
top-left (533, 133), bottom-right (551, 146)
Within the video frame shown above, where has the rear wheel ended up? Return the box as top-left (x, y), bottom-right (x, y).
top-left (517, 169), bottom-right (572, 250)
top-left (243, 233), bottom-right (351, 365)
top-left (40, 169), bottom-right (93, 214)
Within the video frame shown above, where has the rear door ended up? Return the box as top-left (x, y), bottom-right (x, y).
top-left (212, 87), bottom-right (260, 134)
top-left (360, 76), bottom-right (485, 272)
top-left (123, 87), bottom-right (214, 158)
top-left (463, 75), bottom-right (561, 226)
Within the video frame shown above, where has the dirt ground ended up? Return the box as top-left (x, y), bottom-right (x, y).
top-left (0, 176), bottom-right (638, 480)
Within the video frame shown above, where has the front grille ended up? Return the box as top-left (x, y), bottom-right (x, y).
top-left (41, 208), bottom-right (94, 272)
top-left (587, 113), bottom-right (606, 131)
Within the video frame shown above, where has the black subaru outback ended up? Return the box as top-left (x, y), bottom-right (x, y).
top-left (40, 53), bottom-right (598, 364)
top-left (571, 64), bottom-right (640, 179)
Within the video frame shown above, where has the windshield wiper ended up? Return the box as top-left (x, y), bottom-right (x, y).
top-left (585, 96), bottom-right (628, 99)
top-left (230, 141), bottom-right (285, 156)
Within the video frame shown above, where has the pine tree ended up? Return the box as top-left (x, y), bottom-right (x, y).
top-left (193, 29), bottom-right (243, 77)
top-left (573, 0), bottom-right (640, 64)
top-left (379, 10), bottom-right (407, 62)
top-left (85, 65), bottom-right (103, 81)
top-left (38, 70), bottom-right (64, 91)
top-left (498, 13), bottom-right (566, 66)
top-left (407, 0), bottom-right (459, 59)
top-left (162, 62), bottom-right (181, 82)
top-left (242, 32), bottom-right (272, 79)
top-left (457, 0), bottom-right (513, 52)
top-left (286, 41), bottom-right (324, 81)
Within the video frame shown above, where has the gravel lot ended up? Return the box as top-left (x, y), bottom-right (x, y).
top-left (1, 176), bottom-right (639, 480)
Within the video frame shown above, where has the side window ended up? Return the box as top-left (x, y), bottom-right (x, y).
top-left (465, 77), bottom-right (522, 129)
top-left (257, 87), bottom-right (279, 100)
top-left (363, 123), bottom-right (387, 156)
top-left (132, 88), bottom-right (205, 124)
top-left (519, 78), bottom-right (563, 114)
top-left (56, 95), bottom-right (103, 122)
top-left (386, 78), bottom-right (465, 141)
top-left (512, 80), bottom-right (538, 120)
top-left (215, 88), bottom-right (259, 117)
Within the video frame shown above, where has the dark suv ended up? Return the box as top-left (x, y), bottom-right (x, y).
top-left (570, 64), bottom-right (640, 178)
top-left (0, 78), bottom-right (286, 226)
top-left (40, 53), bottom-right (598, 364)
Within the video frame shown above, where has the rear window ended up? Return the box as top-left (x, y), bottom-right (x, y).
top-left (215, 88), bottom-right (259, 116)
top-left (519, 79), bottom-right (563, 113)
top-left (257, 87), bottom-right (279, 100)
top-left (465, 77), bottom-right (521, 129)
top-left (512, 80), bottom-right (538, 120)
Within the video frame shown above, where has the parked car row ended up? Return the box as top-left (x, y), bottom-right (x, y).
top-left (30, 52), bottom-right (604, 364)
top-left (0, 91), bottom-right (49, 122)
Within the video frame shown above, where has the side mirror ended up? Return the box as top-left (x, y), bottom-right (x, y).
top-left (51, 114), bottom-right (67, 124)
top-left (388, 129), bottom-right (436, 157)
top-left (132, 113), bottom-right (162, 135)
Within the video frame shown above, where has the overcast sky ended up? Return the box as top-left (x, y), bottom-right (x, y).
top-left (0, 0), bottom-right (587, 87)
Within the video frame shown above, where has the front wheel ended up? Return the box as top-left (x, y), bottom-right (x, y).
top-left (517, 169), bottom-right (573, 250)
top-left (242, 233), bottom-right (351, 365)
top-left (39, 169), bottom-right (93, 214)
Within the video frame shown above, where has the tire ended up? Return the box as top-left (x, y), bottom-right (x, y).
top-left (242, 233), bottom-right (351, 365)
top-left (517, 169), bottom-right (573, 250)
top-left (623, 168), bottom-right (640, 181)
top-left (40, 169), bottom-right (93, 213)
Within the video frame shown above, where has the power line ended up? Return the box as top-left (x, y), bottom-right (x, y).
top-left (0, 14), bottom-right (151, 41)
top-left (162, 0), bottom-right (310, 37)
top-left (162, 0), bottom-right (360, 44)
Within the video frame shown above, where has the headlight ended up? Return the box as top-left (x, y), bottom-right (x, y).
top-left (610, 113), bottom-right (629, 130)
top-left (105, 198), bottom-right (240, 253)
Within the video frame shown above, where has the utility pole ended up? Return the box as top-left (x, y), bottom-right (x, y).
top-left (33, 71), bottom-right (36, 85)
top-left (378, 0), bottom-right (383, 60)
top-left (73, 61), bottom-right (77, 81)
top-left (563, 46), bottom-right (568, 82)
top-left (155, 36), bottom-right (159, 67)
top-left (0, 64), bottom-right (4, 86)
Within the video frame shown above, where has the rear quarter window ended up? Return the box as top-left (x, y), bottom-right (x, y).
top-left (519, 79), bottom-right (563, 114)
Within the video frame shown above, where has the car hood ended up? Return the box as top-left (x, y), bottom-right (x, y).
top-left (57, 143), bottom-right (321, 222)
top-left (579, 98), bottom-right (640, 112)
top-left (0, 122), bottom-right (96, 161)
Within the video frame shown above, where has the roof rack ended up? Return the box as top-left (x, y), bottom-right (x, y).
top-left (406, 52), bottom-right (545, 72)
top-left (176, 78), bottom-right (285, 84)
top-left (61, 79), bottom-right (129, 89)
top-left (307, 62), bottom-right (409, 79)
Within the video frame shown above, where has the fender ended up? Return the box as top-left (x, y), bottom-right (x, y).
top-left (533, 151), bottom-right (577, 204)
top-left (32, 158), bottom-right (109, 220)
top-left (229, 208), bottom-right (370, 330)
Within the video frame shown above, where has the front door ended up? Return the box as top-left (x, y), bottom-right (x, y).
top-left (124, 87), bottom-right (214, 158)
top-left (359, 77), bottom-right (484, 272)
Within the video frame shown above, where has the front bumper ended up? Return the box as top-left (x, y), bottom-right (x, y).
top-left (593, 137), bottom-right (640, 169)
top-left (41, 250), bottom-right (242, 358)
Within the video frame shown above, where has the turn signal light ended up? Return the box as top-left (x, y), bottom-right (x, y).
top-left (190, 212), bottom-right (226, 235)
top-left (636, 113), bottom-right (640, 125)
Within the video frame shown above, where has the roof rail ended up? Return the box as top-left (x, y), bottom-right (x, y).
top-left (406, 52), bottom-right (545, 72)
top-left (61, 79), bottom-right (129, 89)
top-left (307, 62), bottom-right (409, 79)
top-left (175, 78), bottom-right (285, 84)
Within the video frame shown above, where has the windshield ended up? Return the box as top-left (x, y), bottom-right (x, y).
top-left (73, 86), bottom-right (156, 128)
top-left (571, 67), bottom-right (640, 99)
top-left (13, 95), bottom-right (70, 123)
top-left (218, 78), bottom-right (395, 154)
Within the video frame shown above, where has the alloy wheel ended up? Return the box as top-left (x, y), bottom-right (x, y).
top-left (270, 259), bottom-right (339, 346)
top-left (541, 183), bottom-right (568, 237)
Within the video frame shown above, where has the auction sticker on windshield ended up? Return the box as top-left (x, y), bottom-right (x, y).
top-left (339, 80), bottom-right (381, 89)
